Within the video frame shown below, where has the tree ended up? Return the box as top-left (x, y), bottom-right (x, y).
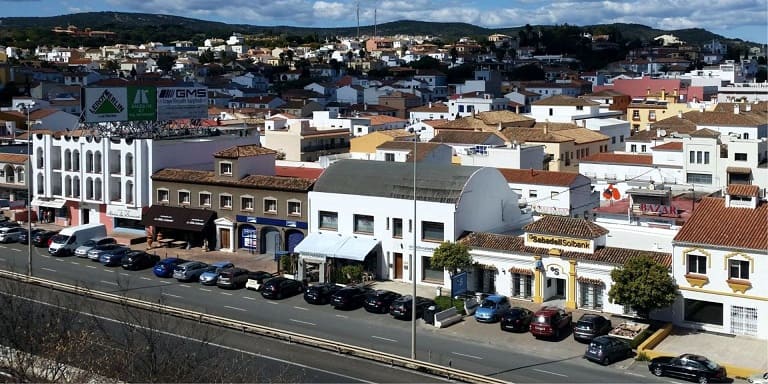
top-left (608, 255), bottom-right (678, 318)
top-left (429, 241), bottom-right (472, 276)
top-left (449, 47), bottom-right (459, 64)
top-left (156, 55), bottom-right (176, 72)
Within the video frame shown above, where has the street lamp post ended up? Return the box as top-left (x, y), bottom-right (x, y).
top-left (18, 102), bottom-right (36, 276)
top-left (410, 127), bottom-right (422, 360)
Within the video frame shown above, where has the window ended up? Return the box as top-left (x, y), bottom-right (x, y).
top-left (620, 135), bottom-right (624, 142)
top-left (385, 153), bottom-right (395, 162)
top-left (550, 191), bottom-right (559, 200)
top-left (421, 221), bottom-right (444, 242)
top-left (548, 108), bottom-right (553, 116)
top-left (631, 144), bottom-right (637, 152)
top-left (529, 190), bottom-right (538, 198)
top-left (632, 110), bottom-right (640, 120)
top-left (734, 153), bottom-right (748, 161)
top-left (178, 190), bottom-right (190, 205)
top-left (686, 173), bottom-right (713, 184)
top-left (648, 110), bottom-right (656, 121)
top-left (729, 259), bottom-right (749, 280)
top-left (689, 150), bottom-right (695, 163)
top-left (576, 105), bottom-right (583, 111)
top-left (579, 283), bottom-right (604, 310)
top-left (219, 194), bottom-right (232, 209)
top-left (422, 256), bottom-right (444, 282)
top-left (641, 145), bottom-right (647, 152)
top-left (353, 214), bottom-right (374, 234)
top-left (684, 299), bottom-right (723, 325)
top-left (157, 189), bottom-right (169, 203)
top-left (392, 218), bottom-right (403, 238)
top-left (512, 273), bottom-right (533, 298)
top-left (704, 152), bottom-right (710, 164)
top-left (318, 211), bottom-right (338, 230)
top-left (264, 198), bottom-right (277, 214)
top-left (287, 200), bottom-right (301, 216)
top-left (241, 196), bottom-right (254, 211)
top-left (687, 254), bottom-right (707, 275)
top-left (219, 162), bottom-right (232, 176)
top-left (697, 151), bottom-right (703, 163)
top-left (199, 192), bottom-right (211, 207)
top-left (611, 137), bottom-right (616, 144)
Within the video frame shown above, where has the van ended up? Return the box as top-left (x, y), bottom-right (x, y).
top-left (48, 223), bottom-right (107, 256)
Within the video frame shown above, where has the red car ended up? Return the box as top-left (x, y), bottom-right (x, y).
top-left (530, 306), bottom-right (572, 339)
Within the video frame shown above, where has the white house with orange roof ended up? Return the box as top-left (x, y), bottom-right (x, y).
top-left (672, 185), bottom-right (768, 339)
top-left (351, 115), bottom-right (407, 137)
top-left (448, 92), bottom-right (509, 119)
top-left (408, 102), bottom-right (450, 124)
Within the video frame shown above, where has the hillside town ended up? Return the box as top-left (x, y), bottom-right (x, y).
top-left (0, 23), bottom-right (767, 381)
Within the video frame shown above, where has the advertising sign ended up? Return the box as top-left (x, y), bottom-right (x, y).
top-left (84, 87), bottom-right (128, 123)
top-left (127, 86), bottom-right (157, 121)
top-left (451, 271), bottom-right (468, 297)
top-left (156, 87), bottom-right (208, 121)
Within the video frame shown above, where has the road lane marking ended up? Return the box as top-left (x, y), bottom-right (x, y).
top-left (0, 245), bottom-right (6, 249)
top-left (224, 305), bottom-right (247, 312)
top-left (161, 293), bottom-right (182, 299)
top-left (371, 335), bottom-right (397, 343)
top-left (70, 261), bottom-right (79, 265)
top-left (266, 301), bottom-right (278, 305)
top-left (119, 273), bottom-right (130, 277)
top-left (103, 269), bottom-right (115, 273)
top-left (293, 306), bottom-right (308, 311)
top-left (40, 255), bottom-right (50, 258)
top-left (140, 277), bottom-right (151, 280)
top-left (242, 296), bottom-right (256, 301)
top-left (0, 258), bottom-right (5, 262)
top-left (180, 284), bottom-right (190, 288)
top-left (86, 265), bottom-right (97, 269)
top-left (10, 249), bottom-right (21, 252)
top-left (55, 258), bottom-right (65, 262)
top-left (161, 280), bottom-right (170, 284)
top-left (199, 288), bottom-right (212, 292)
top-left (220, 292), bottom-right (233, 296)
top-left (289, 319), bottom-right (316, 326)
top-left (41, 267), bottom-right (57, 273)
top-left (99, 280), bottom-right (119, 286)
top-left (451, 352), bottom-right (483, 360)
top-left (533, 369), bottom-right (567, 377)
top-left (335, 314), bottom-right (348, 319)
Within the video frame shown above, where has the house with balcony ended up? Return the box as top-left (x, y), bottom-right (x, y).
top-left (0, 152), bottom-right (29, 204)
top-left (429, 130), bottom-right (545, 169)
top-left (498, 168), bottom-right (597, 218)
top-left (672, 185), bottom-right (768, 339)
top-left (501, 123), bottom-right (610, 172)
top-left (294, 159), bottom-right (532, 285)
top-left (148, 144), bottom-right (317, 253)
top-left (408, 102), bottom-right (450, 124)
top-left (262, 119), bottom-right (350, 162)
top-left (448, 92), bottom-right (509, 119)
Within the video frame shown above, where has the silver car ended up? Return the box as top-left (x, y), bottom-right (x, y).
top-left (74, 237), bottom-right (117, 258)
top-left (0, 226), bottom-right (25, 243)
top-left (172, 261), bottom-right (210, 282)
top-left (87, 243), bottom-right (125, 261)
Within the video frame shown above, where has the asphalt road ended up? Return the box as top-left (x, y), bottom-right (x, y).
top-left (0, 243), bottom-right (689, 383)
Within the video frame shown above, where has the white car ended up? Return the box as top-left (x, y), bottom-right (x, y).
top-left (748, 372), bottom-right (768, 384)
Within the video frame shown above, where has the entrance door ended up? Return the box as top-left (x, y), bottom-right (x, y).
top-left (81, 209), bottom-right (89, 224)
top-left (219, 228), bottom-right (230, 250)
top-left (394, 253), bottom-right (403, 279)
top-left (556, 279), bottom-right (565, 297)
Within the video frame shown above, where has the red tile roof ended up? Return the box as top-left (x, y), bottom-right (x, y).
top-left (580, 153), bottom-right (653, 165)
top-left (524, 215), bottom-right (609, 239)
top-left (497, 168), bottom-right (582, 187)
top-left (652, 141), bottom-right (683, 151)
top-left (152, 168), bottom-right (315, 192)
top-left (674, 197), bottom-right (768, 251)
top-left (0, 153), bottom-right (28, 164)
top-left (275, 166), bottom-right (324, 180)
top-left (214, 145), bottom-right (276, 159)
top-left (726, 184), bottom-right (759, 197)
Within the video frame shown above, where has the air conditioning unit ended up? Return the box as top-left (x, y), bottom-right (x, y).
top-left (464, 148), bottom-right (476, 155)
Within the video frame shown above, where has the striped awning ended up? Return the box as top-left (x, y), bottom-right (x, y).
top-left (577, 276), bottom-right (605, 285)
top-left (508, 266), bottom-right (534, 275)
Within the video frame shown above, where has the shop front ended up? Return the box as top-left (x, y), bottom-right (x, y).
top-left (107, 204), bottom-right (144, 233)
top-left (235, 215), bottom-right (308, 254)
top-left (295, 232), bottom-right (381, 284)
top-left (141, 205), bottom-right (216, 249)
top-left (31, 197), bottom-right (67, 225)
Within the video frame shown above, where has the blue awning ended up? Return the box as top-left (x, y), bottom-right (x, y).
top-left (333, 236), bottom-right (380, 262)
top-left (293, 232), bottom-right (347, 259)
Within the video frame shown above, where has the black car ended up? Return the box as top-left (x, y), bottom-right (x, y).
top-left (330, 286), bottom-right (372, 310)
top-left (584, 335), bottom-right (633, 365)
top-left (260, 277), bottom-right (304, 300)
top-left (649, 354), bottom-right (727, 383)
top-left (573, 314), bottom-right (613, 342)
top-left (32, 230), bottom-right (59, 247)
top-left (389, 295), bottom-right (435, 320)
top-left (303, 283), bottom-right (342, 305)
top-left (121, 251), bottom-right (160, 270)
top-left (363, 290), bottom-right (402, 314)
top-left (18, 228), bottom-right (44, 245)
top-left (500, 307), bottom-right (534, 332)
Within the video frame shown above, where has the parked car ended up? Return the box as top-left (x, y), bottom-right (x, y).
top-left (98, 246), bottom-right (131, 266)
top-left (32, 230), bottom-right (59, 247)
top-left (573, 314), bottom-right (613, 342)
top-left (500, 307), bottom-right (534, 332)
top-left (74, 237), bottom-right (117, 258)
top-left (474, 294), bottom-right (511, 323)
top-left (330, 286), bottom-right (372, 310)
top-left (303, 283), bottom-right (342, 305)
top-left (649, 354), bottom-right (727, 383)
top-left (389, 295), bottom-right (435, 320)
top-left (244, 270), bottom-right (276, 291)
top-left (87, 243), bottom-right (125, 261)
top-left (747, 372), bottom-right (768, 384)
top-left (216, 267), bottom-right (250, 289)
top-left (199, 261), bottom-right (235, 285)
top-left (153, 258), bottom-right (186, 278)
top-left (18, 228), bottom-right (44, 244)
top-left (0, 226), bottom-right (25, 243)
top-left (0, 220), bottom-right (20, 228)
top-left (583, 335), bottom-right (633, 365)
top-left (173, 261), bottom-right (210, 282)
top-left (121, 251), bottom-right (160, 270)
top-left (363, 290), bottom-right (402, 313)
top-left (529, 306), bottom-right (572, 339)
top-left (260, 277), bottom-right (304, 300)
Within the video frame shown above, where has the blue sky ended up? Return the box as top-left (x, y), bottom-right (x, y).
top-left (2, 0), bottom-right (766, 44)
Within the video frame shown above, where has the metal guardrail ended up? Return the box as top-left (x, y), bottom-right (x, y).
top-left (0, 270), bottom-right (509, 384)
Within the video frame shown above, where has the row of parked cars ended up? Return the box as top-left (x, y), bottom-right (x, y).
top-left (303, 282), bottom-right (437, 321)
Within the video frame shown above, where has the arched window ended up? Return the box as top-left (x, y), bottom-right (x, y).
top-left (125, 181), bottom-right (134, 204)
top-left (64, 175), bottom-right (72, 197)
top-left (64, 149), bottom-right (71, 171)
top-left (86, 178), bottom-right (93, 200)
top-left (36, 173), bottom-right (44, 194)
top-left (125, 153), bottom-right (134, 176)
top-left (73, 176), bottom-right (80, 198)
top-left (94, 151), bottom-right (102, 173)
top-left (85, 151), bottom-right (93, 173)
top-left (94, 178), bottom-right (102, 200)
top-left (36, 148), bottom-right (44, 169)
top-left (3, 165), bottom-right (14, 184)
top-left (73, 150), bottom-right (80, 171)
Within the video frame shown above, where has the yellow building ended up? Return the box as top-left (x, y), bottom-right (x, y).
top-left (0, 52), bottom-right (10, 90)
top-left (502, 123), bottom-right (610, 172)
top-left (349, 130), bottom-right (414, 160)
top-left (626, 90), bottom-right (707, 132)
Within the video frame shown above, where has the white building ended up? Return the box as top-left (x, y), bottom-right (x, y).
top-left (447, 93), bottom-right (508, 119)
top-left (498, 168), bottom-right (597, 217)
top-left (582, 118), bottom-right (631, 152)
top-left (672, 185), bottom-right (768, 339)
top-left (295, 160), bottom-right (532, 287)
top-left (528, 95), bottom-right (602, 123)
top-left (429, 130), bottom-right (545, 170)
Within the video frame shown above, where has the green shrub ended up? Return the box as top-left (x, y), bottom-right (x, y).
top-left (434, 296), bottom-right (465, 314)
top-left (630, 328), bottom-right (654, 349)
top-left (340, 264), bottom-right (363, 283)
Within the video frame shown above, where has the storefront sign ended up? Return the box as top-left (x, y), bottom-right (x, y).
top-left (186, 218), bottom-right (207, 226)
top-left (235, 215), bottom-right (308, 229)
top-left (527, 234), bottom-right (590, 249)
top-left (155, 214), bottom-right (174, 223)
top-left (106, 205), bottom-right (142, 220)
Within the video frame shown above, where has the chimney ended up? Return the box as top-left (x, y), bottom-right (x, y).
top-left (746, 103), bottom-right (752, 112)
top-left (677, 110), bottom-right (683, 118)
top-left (699, 104), bottom-right (705, 113)
top-left (660, 88), bottom-right (666, 100)
top-left (734, 104), bottom-right (740, 114)
top-left (646, 87), bottom-right (651, 96)
top-left (543, 120), bottom-right (549, 135)
top-left (428, 102), bottom-right (432, 108)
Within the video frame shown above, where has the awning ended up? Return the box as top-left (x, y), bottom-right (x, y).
top-left (333, 236), bottom-right (380, 262)
top-left (31, 198), bottom-right (66, 208)
top-left (141, 205), bottom-right (215, 232)
top-left (293, 232), bottom-right (347, 259)
top-left (726, 166), bottom-right (752, 174)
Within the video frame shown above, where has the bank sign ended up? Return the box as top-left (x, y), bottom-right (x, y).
top-left (83, 86), bottom-right (205, 123)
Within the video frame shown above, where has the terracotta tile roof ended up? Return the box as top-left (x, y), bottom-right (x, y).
top-left (524, 215), bottom-right (609, 239)
top-left (688, 128), bottom-right (721, 138)
top-left (476, 110), bottom-right (535, 125)
top-left (431, 130), bottom-right (500, 145)
top-left (533, 122), bottom-right (579, 131)
top-left (409, 103), bottom-right (449, 113)
top-left (152, 168), bottom-right (315, 192)
top-left (497, 168), bottom-right (581, 187)
top-left (625, 129), bottom-right (660, 142)
top-left (650, 117), bottom-right (698, 132)
top-left (275, 166), bottom-right (324, 179)
top-left (0, 153), bottom-right (28, 164)
top-left (532, 95), bottom-right (600, 107)
top-left (508, 266), bottom-right (534, 275)
top-left (461, 232), bottom-right (671, 267)
top-left (349, 104), bottom-right (398, 112)
top-left (674, 197), bottom-right (768, 251)
top-left (548, 128), bottom-right (609, 144)
top-left (683, 110), bottom-right (764, 126)
top-left (580, 153), bottom-right (653, 165)
top-left (376, 141), bottom-right (444, 162)
top-left (214, 145), bottom-right (277, 159)
top-left (577, 276), bottom-right (604, 285)
top-left (652, 141), bottom-right (683, 151)
top-left (438, 116), bottom-right (496, 130)
top-left (423, 119), bottom-right (450, 128)
top-left (366, 115), bottom-right (407, 125)
top-left (377, 129), bottom-right (413, 138)
top-left (501, 127), bottom-right (573, 143)
top-left (726, 184), bottom-right (759, 197)
top-left (726, 166), bottom-right (752, 174)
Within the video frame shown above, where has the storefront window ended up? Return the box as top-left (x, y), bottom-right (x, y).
top-left (422, 256), bottom-right (443, 282)
top-left (353, 214), bottom-right (374, 234)
top-left (579, 283), bottom-right (604, 309)
top-left (684, 299), bottom-right (723, 326)
top-left (421, 221), bottom-right (444, 242)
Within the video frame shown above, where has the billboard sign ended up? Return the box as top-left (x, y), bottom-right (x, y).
top-left (127, 86), bottom-right (157, 121)
top-left (84, 87), bottom-right (128, 123)
top-left (451, 271), bottom-right (468, 297)
top-left (156, 87), bottom-right (208, 121)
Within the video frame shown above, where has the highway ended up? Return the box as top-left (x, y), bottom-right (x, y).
top-left (0, 242), bottom-right (685, 383)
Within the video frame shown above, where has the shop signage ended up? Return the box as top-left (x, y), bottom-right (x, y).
top-left (186, 218), bottom-right (207, 226)
top-left (526, 234), bottom-right (590, 249)
top-left (235, 215), bottom-right (308, 229)
top-left (155, 214), bottom-right (174, 223)
top-left (106, 205), bottom-right (142, 220)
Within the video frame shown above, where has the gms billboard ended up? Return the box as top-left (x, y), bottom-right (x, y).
top-left (82, 86), bottom-right (208, 123)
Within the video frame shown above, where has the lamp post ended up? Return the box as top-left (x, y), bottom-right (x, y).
top-left (18, 102), bottom-right (35, 276)
top-left (409, 127), bottom-right (423, 360)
